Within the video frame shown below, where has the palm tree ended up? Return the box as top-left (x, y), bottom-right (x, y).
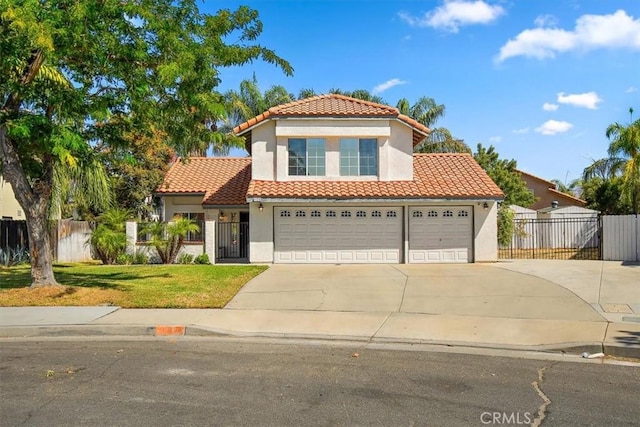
top-left (605, 117), bottom-right (640, 213)
top-left (397, 97), bottom-right (470, 153)
top-left (142, 216), bottom-right (200, 264)
top-left (551, 178), bottom-right (581, 198)
top-left (328, 88), bottom-right (386, 104)
top-left (396, 97), bottom-right (445, 128)
top-left (221, 77), bottom-right (294, 155)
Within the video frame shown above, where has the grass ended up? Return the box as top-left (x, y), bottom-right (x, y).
top-left (0, 263), bottom-right (268, 308)
top-left (498, 247), bottom-right (599, 260)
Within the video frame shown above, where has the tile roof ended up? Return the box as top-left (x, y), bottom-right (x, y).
top-left (233, 94), bottom-right (430, 146)
top-left (247, 154), bottom-right (504, 200)
top-left (156, 157), bottom-right (251, 206)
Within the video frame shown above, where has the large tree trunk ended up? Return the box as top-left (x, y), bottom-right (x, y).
top-left (0, 127), bottom-right (60, 288)
top-left (24, 199), bottom-right (60, 288)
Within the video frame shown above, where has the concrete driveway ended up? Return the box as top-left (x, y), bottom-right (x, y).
top-left (226, 263), bottom-right (608, 322)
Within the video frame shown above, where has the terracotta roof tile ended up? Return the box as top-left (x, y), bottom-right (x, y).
top-left (247, 154), bottom-right (504, 200)
top-left (157, 157), bottom-right (251, 205)
top-left (233, 94), bottom-right (430, 146)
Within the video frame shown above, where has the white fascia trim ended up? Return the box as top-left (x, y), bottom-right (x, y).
top-left (237, 116), bottom-right (399, 136)
top-left (247, 197), bottom-right (502, 203)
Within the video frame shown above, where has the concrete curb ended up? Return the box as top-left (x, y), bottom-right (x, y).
top-left (1, 325), bottom-right (637, 359)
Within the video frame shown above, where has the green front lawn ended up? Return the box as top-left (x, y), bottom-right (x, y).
top-left (0, 264), bottom-right (268, 308)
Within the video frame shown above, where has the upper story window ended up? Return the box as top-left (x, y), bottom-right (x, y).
top-left (288, 138), bottom-right (325, 176)
top-left (339, 138), bottom-right (378, 176)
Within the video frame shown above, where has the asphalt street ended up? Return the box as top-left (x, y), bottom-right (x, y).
top-left (1, 338), bottom-right (639, 426)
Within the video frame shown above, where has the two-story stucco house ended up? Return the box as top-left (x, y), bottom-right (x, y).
top-left (155, 94), bottom-right (503, 264)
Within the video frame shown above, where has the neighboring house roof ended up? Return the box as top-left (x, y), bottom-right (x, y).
top-left (156, 157), bottom-right (251, 206)
top-left (233, 94), bottom-right (431, 147)
top-left (247, 154), bottom-right (503, 200)
top-left (516, 169), bottom-right (587, 207)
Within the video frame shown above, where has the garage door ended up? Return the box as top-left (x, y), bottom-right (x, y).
top-left (409, 206), bottom-right (473, 263)
top-left (274, 207), bottom-right (402, 263)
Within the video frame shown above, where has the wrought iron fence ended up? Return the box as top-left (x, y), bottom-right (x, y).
top-left (500, 216), bottom-right (600, 260)
top-left (217, 221), bottom-right (249, 260)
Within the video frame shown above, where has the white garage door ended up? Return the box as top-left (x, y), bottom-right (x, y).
top-left (409, 206), bottom-right (473, 263)
top-left (274, 207), bottom-right (402, 263)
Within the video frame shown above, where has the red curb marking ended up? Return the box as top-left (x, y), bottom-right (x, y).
top-left (155, 325), bottom-right (186, 336)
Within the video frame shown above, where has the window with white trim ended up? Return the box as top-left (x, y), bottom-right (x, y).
top-left (341, 210), bottom-right (351, 218)
top-left (427, 211), bottom-right (438, 217)
top-left (295, 210), bottom-right (306, 217)
top-left (311, 210), bottom-right (321, 217)
top-left (339, 138), bottom-right (378, 176)
top-left (372, 210), bottom-right (381, 218)
top-left (326, 210), bottom-right (336, 217)
top-left (280, 210), bottom-right (291, 217)
top-left (412, 210), bottom-right (423, 218)
top-left (356, 210), bottom-right (366, 217)
top-left (458, 210), bottom-right (469, 217)
top-left (443, 210), bottom-right (453, 217)
top-left (288, 138), bottom-right (326, 176)
top-left (386, 211), bottom-right (397, 218)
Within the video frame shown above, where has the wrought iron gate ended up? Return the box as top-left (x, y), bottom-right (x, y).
top-left (500, 216), bottom-right (601, 260)
top-left (217, 221), bottom-right (249, 262)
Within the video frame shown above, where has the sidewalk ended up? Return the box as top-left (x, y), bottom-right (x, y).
top-left (1, 261), bottom-right (639, 359)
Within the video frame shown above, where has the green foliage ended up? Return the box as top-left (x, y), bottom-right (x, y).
top-left (1, 0), bottom-right (291, 285)
top-left (582, 116), bottom-right (640, 214)
top-left (497, 205), bottom-right (515, 247)
top-left (194, 253), bottom-right (210, 264)
top-left (581, 176), bottom-right (631, 214)
top-left (178, 253), bottom-right (195, 264)
top-left (88, 208), bottom-right (130, 265)
top-left (474, 144), bottom-right (536, 207)
top-left (100, 129), bottom-right (174, 219)
top-left (142, 216), bottom-right (200, 264)
top-left (222, 76), bottom-right (294, 153)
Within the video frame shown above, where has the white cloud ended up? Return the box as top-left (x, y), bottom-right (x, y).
top-left (398, 1), bottom-right (505, 33)
top-left (497, 9), bottom-right (640, 61)
top-left (557, 91), bottom-right (602, 109)
top-left (534, 14), bottom-right (558, 28)
top-left (535, 120), bottom-right (573, 135)
top-left (372, 78), bottom-right (407, 94)
top-left (512, 127), bottom-right (529, 134)
top-left (543, 102), bottom-right (559, 111)
top-left (626, 86), bottom-right (638, 93)
top-left (489, 135), bottom-right (502, 143)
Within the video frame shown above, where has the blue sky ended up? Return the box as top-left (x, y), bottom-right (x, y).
top-left (208, 0), bottom-right (639, 183)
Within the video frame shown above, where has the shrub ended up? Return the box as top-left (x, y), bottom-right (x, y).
top-left (193, 253), bottom-right (210, 264)
top-left (140, 216), bottom-right (200, 264)
top-left (133, 252), bottom-right (149, 264)
top-left (178, 253), bottom-right (194, 264)
top-left (0, 246), bottom-right (30, 267)
top-left (89, 208), bottom-right (131, 264)
top-left (116, 253), bottom-right (134, 265)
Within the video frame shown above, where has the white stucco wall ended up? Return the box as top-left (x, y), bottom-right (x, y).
top-left (382, 122), bottom-right (413, 181)
top-left (0, 177), bottom-right (23, 219)
top-left (251, 121), bottom-right (277, 180)
top-left (249, 200), bottom-right (499, 263)
top-left (251, 118), bottom-right (414, 182)
top-left (473, 201), bottom-right (498, 262)
top-left (249, 201), bottom-right (274, 263)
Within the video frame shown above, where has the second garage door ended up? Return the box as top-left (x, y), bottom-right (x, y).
top-left (409, 206), bottom-right (473, 263)
top-left (274, 207), bottom-right (402, 263)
